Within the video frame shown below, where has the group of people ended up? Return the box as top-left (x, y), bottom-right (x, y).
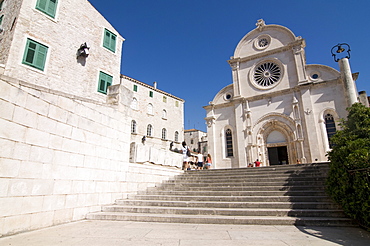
top-left (248, 159), bottom-right (261, 167)
top-left (182, 141), bottom-right (211, 170)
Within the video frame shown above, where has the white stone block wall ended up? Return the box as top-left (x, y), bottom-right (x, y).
top-left (0, 77), bottom-right (183, 236)
top-left (2, 0), bottom-right (124, 103)
top-left (133, 143), bottom-right (183, 169)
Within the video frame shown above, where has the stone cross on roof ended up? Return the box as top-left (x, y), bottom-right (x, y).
top-left (256, 19), bottom-right (266, 31)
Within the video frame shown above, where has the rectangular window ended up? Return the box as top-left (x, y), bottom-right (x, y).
top-left (103, 28), bottom-right (117, 52)
top-left (22, 38), bottom-right (48, 71)
top-left (0, 1), bottom-right (3, 11)
top-left (98, 71), bottom-right (113, 94)
top-left (163, 96), bottom-right (167, 103)
top-left (0, 15), bottom-right (3, 26)
top-left (36, 0), bottom-right (58, 18)
top-left (149, 91), bottom-right (153, 97)
top-left (133, 84), bottom-right (138, 92)
top-left (175, 101), bottom-right (179, 107)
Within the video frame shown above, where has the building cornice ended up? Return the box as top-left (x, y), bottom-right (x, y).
top-left (121, 74), bottom-right (185, 102)
top-left (228, 39), bottom-right (305, 65)
top-left (203, 78), bottom-right (340, 110)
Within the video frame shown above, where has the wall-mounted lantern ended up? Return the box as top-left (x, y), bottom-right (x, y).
top-left (77, 42), bottom-right (90, 57)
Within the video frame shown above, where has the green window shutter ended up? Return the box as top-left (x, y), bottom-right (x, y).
top-left (107, 74), bottom-right (112, 88)
top-left (110, 35), bottom-right (116, 51)
top-left (0, 15), bottom-right (3, 26)
top-left (103, 30), bottom-right (111, 48)
top-left (35, 45), bottom-right (48, 70)
top-left (36, 0), bottom-right (58, 18)
top-left (36, 0), bottom-right (47, 10)
top-left (103, 29), bottom-right (117, 52)
top-left (133, 85), bottom-right (138, 92)
top-left (98, 71), bottom-right (113, 94)
top-left (22, 39), bottom-right (48, 71)
top-left (47, 0), bottom-right (57, 16)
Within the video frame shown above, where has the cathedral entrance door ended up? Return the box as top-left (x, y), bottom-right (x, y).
top-left (267, 146), bottom-right (289, 165)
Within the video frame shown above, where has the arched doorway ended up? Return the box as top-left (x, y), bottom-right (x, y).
top-left (266, 130), bottom-right (289, 165)
top-left (253, 115), bottom-right (297, 166)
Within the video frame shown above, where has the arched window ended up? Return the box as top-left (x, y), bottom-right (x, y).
top-left (162, 109), bottom-right (167, 119)
top-left (325, 114), bottom-right (336, 148)
top-left (174, 131), bottom-right (179, 142)
top-left (225, 129), bottom-right (233, 157)
top-left (147, 103), bottom-right (153, 115)
top-left (131, 120), bottom-right (137, 133)
top-left (131, 98), bottom-right (138, 110)
top-left (147, 124), bottom-right (153, 137)
top-left (162, 128), bottom-right (167, 140)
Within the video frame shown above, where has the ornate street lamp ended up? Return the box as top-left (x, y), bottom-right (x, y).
top-left (331, 43), bottom-right (351, 62)
top-left (331, 43), bottom-right (357, 106)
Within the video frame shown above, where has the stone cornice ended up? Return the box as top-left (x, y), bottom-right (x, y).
top-left (121, 74), bottom-right (185, 102)
top-left (228, 39), bottom-right (306, 65)
top-left (203, 78), bottom-right (340, 110)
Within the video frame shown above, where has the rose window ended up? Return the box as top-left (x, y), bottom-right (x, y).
top-left (254, 62), bottom-right (281, 87)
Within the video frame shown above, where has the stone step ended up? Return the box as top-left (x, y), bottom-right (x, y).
top-left (139, 190), bottom-right (327, 196)
top-left (129, 195), bottom-right (333, 203)
top-left (162, 180), bottom-right (326, 187)
top-left (116, 199), bottom-right (341, 209)
top-left (86, 212), bottom-right (355, 227)
top-left (181, 164), bottom-right (329, 176)
top-left (86, 163), bottom-right (352, 227)
top-left (172, 175), bottom-right (328, 183)
top-left (101, 205), bottom-right (346, 218)
top-left (182, 168), bottom-right (328, 175)
top-left (177, 171), bottom-right (328, 179)
top-left (150, 185), bottom-right (325, 192)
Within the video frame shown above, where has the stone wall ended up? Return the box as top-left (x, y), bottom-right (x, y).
top-left (0, 76), bottom-right (182, 237)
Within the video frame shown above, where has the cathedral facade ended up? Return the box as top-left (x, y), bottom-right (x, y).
top-left (204, 20), bottom-right (359, 169)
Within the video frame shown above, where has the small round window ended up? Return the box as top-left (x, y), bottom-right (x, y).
top-left (309, 72), bottom-right (320, 81)
top-left (254, 35), bottom-right (271, 50)
top-left (225, 93), bottom-right (232, 100)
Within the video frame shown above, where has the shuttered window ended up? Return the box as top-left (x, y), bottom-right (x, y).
top-left (98, 71), bottom-right (113, 94)
top-left (36, 0), bottom-right (58, 18)
top-left (22, 39), bottom-right (48, 71)
top-left (103, 29), bottom-right (117, 52)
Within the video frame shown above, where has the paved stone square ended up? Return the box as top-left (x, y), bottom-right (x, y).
top-left (0, 220), bottom-right (369, 245)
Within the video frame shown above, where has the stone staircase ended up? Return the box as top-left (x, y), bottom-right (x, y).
top-left (87, 163), bottom-right (356, 226)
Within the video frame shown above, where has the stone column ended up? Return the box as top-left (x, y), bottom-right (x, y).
top-left (359, 91), bottom-right (369, 107)
top-left (338, 58), bottom-right (358, 106)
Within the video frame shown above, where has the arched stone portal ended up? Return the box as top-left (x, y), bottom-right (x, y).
top-left (254, 115), bottom-right (298, 166)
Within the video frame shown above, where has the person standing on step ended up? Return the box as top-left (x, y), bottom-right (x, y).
top-left (205, 154), bottom-right (212, 169)
top-left (182, 141), bottom-right (191, 170)
top-left (196, 151), bottom-right (204, 170)
top-left (254, 159), bottom-right (261, 167)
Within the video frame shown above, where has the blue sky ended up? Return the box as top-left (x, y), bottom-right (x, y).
top-left (88, 0), bottom-right (370, 132)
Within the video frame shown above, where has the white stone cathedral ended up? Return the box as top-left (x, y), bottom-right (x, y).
top-left (204, 20), bottom-right (360, 169)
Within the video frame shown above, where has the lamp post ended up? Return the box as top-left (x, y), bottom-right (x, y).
top-left (331, 43), bottom-right (358, 106)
